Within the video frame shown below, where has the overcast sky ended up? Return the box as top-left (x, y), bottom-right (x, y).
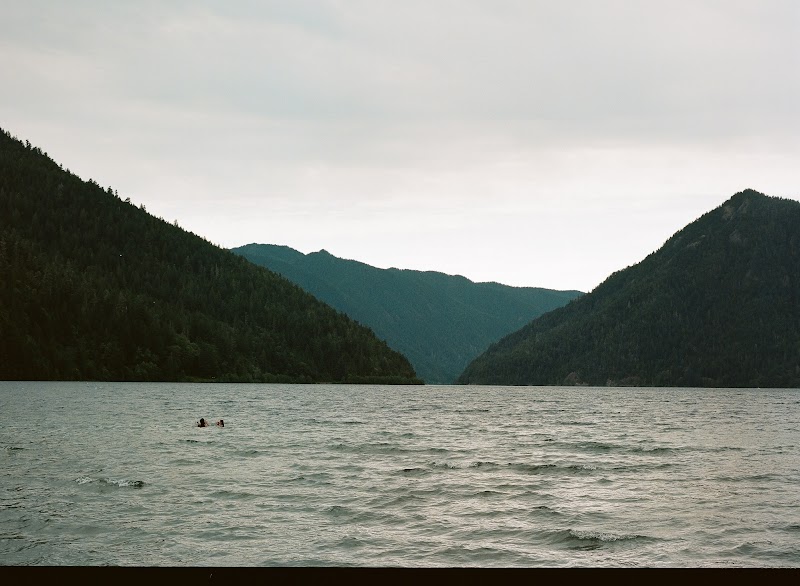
top-left (2, 1), bottom-right (798, 292)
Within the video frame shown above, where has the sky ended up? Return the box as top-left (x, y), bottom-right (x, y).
top-left (2, 1), bottom-right (798, 292)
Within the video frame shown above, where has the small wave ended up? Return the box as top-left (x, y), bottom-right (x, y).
top-left (732, 542), bottom-right (760, 555)
top-left (76, 477), bottom-right (145, 488)
top-left (325, 505), bottom-right (353, 517)
top-left (470, 461), bottom-right (500, 469)
top-left (428, 544), bottom-right (507, 564)
top-left (336, 536), bottom-right (366, 549)
top-left (428, 461), bottom-right (459, 470)
top-left (169, 458), bottom-right (198, 466)
top-left (629, 446), bottom-right (676, 454)
top-left (556, 441), bottom-right (682, 456)
top-left (547, 528), bottom-right (653, 550)
top-left (103, 478), bottom-right (145, 488)
top-left (511, 463), bottom-right (558, 474)
top-left (715, 472), bottom-right (778, 482)
top-left (306, 417), bottom-right (366, 425)
top-left (399, 467), bottom-right (429, 477)
top-left (571, 529), bottom-right (649, 542)
top-left (209, 489), bottom-right (257, 499)
top-left (331, 442), bottom-right (409, 455)
top-left (350, 509), bottom-right (400, 525)
top-left (707, 446), bottom-right (745, 453)
top-left (612, 462), bottom-right (675, 472)
top-left (474, 489), bottom-right (503, 497)
top-left (467, 460), bottom-right (597, 475)
top-left (565, 463), bottom-right (597, 472)
top-left (3, 446), bottom-right (25, 451)
top-left (507, 462), bottom-right (596, 475)
top-left (283, 472), bottom-right (333, 486)
top-left (527, 504), bottom-right (562, 518)
top-left (576, 441), bottom-right (615, 451)
top-left (384, 493), bottom-right (424, 507)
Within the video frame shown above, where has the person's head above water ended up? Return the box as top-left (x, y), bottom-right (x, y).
top-left (198, 418), bottom-right (207, 427)
top-left (216, 419), bottom-right (224, 427)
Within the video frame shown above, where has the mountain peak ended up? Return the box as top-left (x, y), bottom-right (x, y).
top-left (459, 190), bottom-right (800, 388)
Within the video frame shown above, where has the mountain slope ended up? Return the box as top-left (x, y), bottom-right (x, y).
top-left (458, 190), bottom-right (800, 388)
top-left (232, 244), bottom-right (582, 383)
top-left (0, 127), bottom-right (420, 384)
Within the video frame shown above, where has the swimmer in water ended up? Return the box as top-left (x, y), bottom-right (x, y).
top-left (197, 418), bottom-right (208, 427)
top-left (216, 419), bottom-right (224, 427)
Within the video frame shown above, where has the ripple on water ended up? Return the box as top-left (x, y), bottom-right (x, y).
top-left (428, 461), bottom-right (459, 470)
top-left (543, 528), bottom-right (657, 551)
top-left (104, 478), bottom-right (145, 488)
top-left (469, 461), bottom-right (501, 470)
top-left (398, 467), bottom-right (430, 477)
top-left (231, 449), bottom-right (264, 458)
top-left (208, 489), bottom-right (258, 500)
top-left (466, 461), bottom-right (597, 476)
top-left (511, 462), bottom-right (597, 475)
top-left (3, 382), bottom-right (799, 567)
top-left (74, 477), bottom-right (145, 488)
top-left (169, 458), bottom-right (199, 466)
top-left (330, 442), bottom-right (411, 455)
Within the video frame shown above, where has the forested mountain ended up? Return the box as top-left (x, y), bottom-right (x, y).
top-left (232, 244), bottom-right (582, 383)
top-left (0, 127), bottom-right (420, 383)
top-left (458, 190), bottom-right (800, 388)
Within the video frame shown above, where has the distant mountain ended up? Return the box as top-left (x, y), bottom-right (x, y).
top-left (458, 189), bottom-right (800, 388)
top-left (231, 244), bottom-right (582, 383)
top-left (0, 127), bottom-right (420, 384)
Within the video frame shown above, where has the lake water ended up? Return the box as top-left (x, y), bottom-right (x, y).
top-left (1, 381), bottom-right (799, 567)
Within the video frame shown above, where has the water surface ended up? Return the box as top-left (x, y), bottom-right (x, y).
top-left (1, 382), bottom-right (799, 567)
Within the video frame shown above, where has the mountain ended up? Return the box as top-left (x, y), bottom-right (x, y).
top-left (0, 127), bottom-right (420, 384)
top-left (231, 244), bottom-right (582, 383)
top-left (458, 189), bottom-right (800, 388)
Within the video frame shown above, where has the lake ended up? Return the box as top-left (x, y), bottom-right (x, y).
top-left (1, 381), bottom-right (799, 567)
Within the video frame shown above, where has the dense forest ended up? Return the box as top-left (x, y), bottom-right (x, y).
top-left (0, 127), bottom-right (420, 383)
top-left (459, 190), bottom-right (800, 388)
top-left (232, 244), bottom-right (582, 383)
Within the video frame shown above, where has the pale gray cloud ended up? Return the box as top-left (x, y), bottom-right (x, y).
top-left (1, 0), bottom-right (798, 291)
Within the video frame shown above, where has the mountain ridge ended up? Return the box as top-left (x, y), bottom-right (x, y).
top-left (0, 126), bottom-right (420, 384)
top-left (232, 243), bottom-right (582, 383)
top-left (458, 189), bottom-right (800, 388)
